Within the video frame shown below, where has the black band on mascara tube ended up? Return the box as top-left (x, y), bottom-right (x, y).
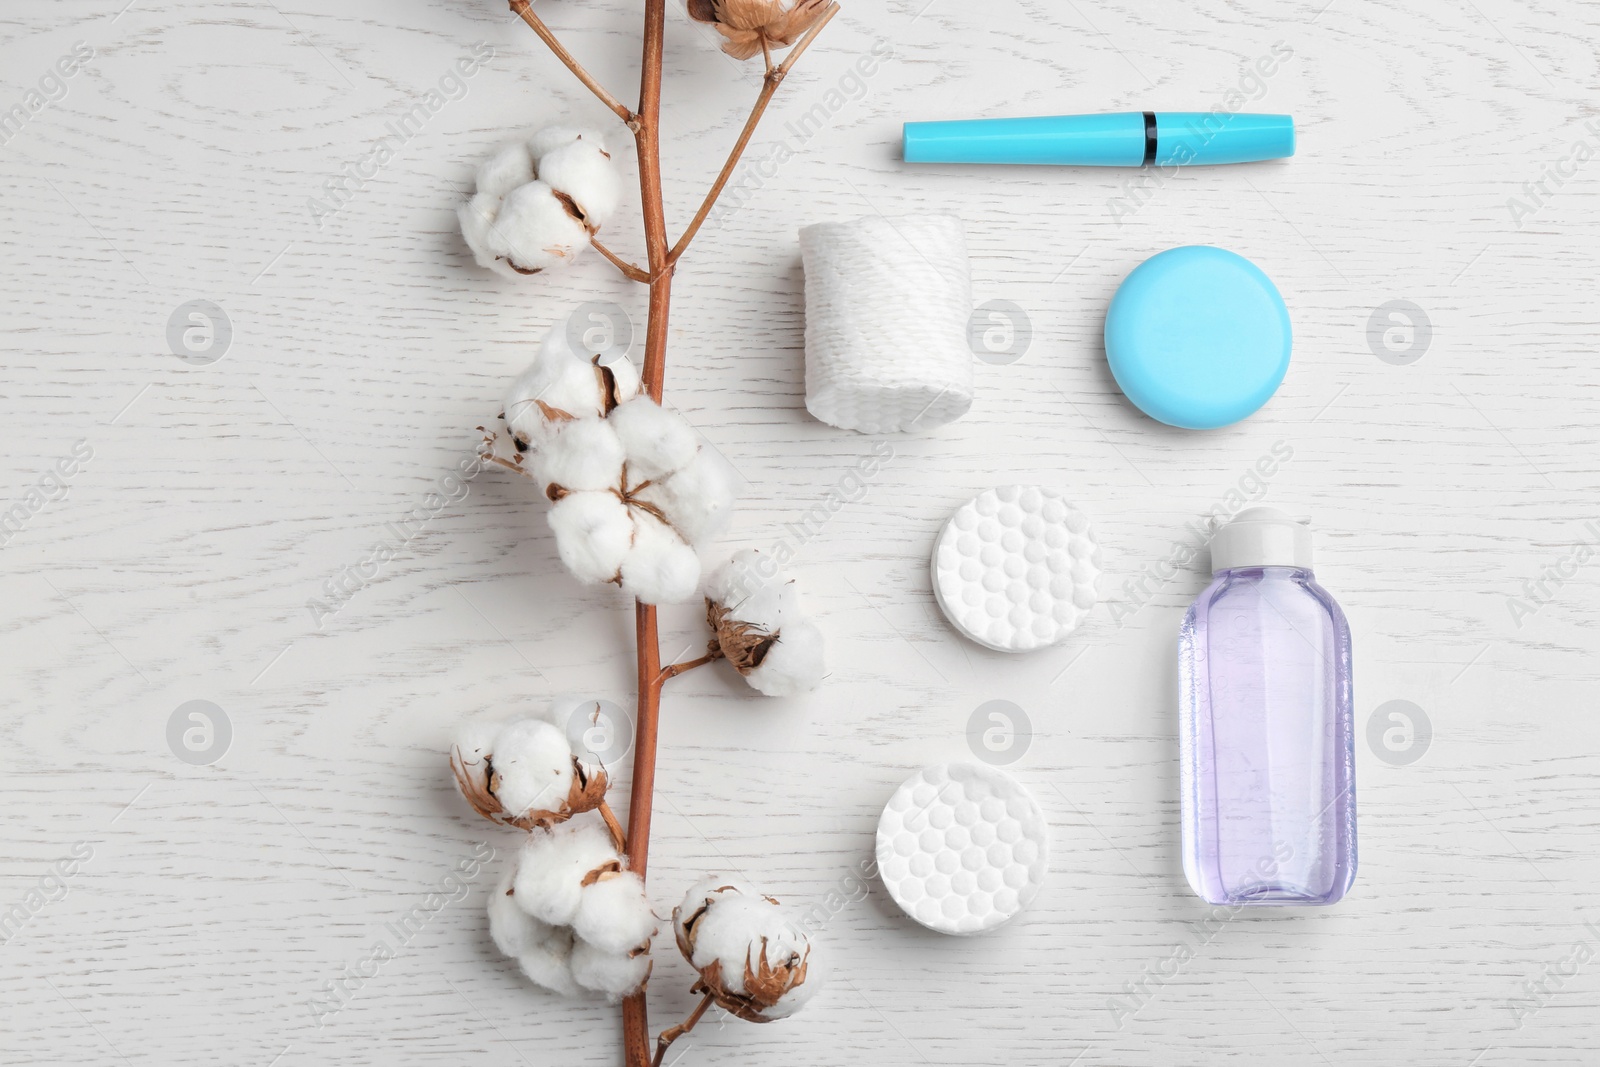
top-left (1142, 111), bottom-right (1157, 167)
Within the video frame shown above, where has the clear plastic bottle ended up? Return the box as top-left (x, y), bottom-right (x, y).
top-left (1178, 507), bottom-right (1357, 906)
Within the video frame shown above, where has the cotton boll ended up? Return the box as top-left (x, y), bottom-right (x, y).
top-left (673, 876), bottom-right (758, 952)
top-left (672, 877), bottom-right (818, 1019)
top-left (633, 454), bottom-right (737, 547)
top-left (538, 139), bottom-right (621, 230)
top-left (599, 354), bottom-right (642, 407)
top-left (504, 347), bottom-right (605, 444)
top-left (453, 712), bottom-right (507, 766)
top-left (487, 868), bottom-right (550, 958)
top-left (759, 964), bottom-right (822, 1020)
top-left (490, 718), bottom-right (574, 819)
top-left (572, 871), bottom-right (657, 955)
top-left (532, 418), bottom-right (626, 493)
top-left (528, 125), bottom-right (596, 163)
top-left (608, 398), bottom-right (698, 482)
top-left (706, 551), bottom-right (791, 631)
top-left (476, 141), bottom-right (536, 200)
top-left (745, 618), bottom-right (825, 696)
top-left (486, 180), bottom-right (591, 275)
top-left (619, 513), bottom-right (701, 605)
top-left (548, 491), bottom-right (634, 585)
top-left (570, 939), bottom-right (651, 1000)
top-left (518, 930), bottom-right (582, 998)
top-left (513, 819), bottom-right (623, 927)
top-left (486, 868), bottom-right (583, 996)
top-left (458, 193), bottom-right (522, 280)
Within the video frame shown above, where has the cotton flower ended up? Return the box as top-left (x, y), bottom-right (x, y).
top-left (570, 937), bottom-right (653, 999)
top-left (458, 127), bottom-right (621, 280)
top-left (488, 818), bottom-right (659, 1001)
top-left (703, 550), bottom-right (825, 695)
top-left (503, 325), bottom-right (641, 444)
top-left (687, 0), bottom-right (831, 61)
top-left (450, 712), bottom-right (607, 830)
top-left (607, 397), bottom-right (699, 481)
top-left (672, 877), bottom-right (820, 1021)
top-left (500, 318), bottom-right (739, 604)
top-left (487, 868), bottom-right (583, 997)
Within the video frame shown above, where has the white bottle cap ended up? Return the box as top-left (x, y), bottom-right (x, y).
top-left (1208, 506), bottom-right (1313, 572)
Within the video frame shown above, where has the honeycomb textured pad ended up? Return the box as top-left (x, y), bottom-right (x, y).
top-left (875, 762), bottom-right (1048, 935)
top-left (931, 485), bottom-right (1101, 653)
top-left (800, 214), bottom-right (974, 434)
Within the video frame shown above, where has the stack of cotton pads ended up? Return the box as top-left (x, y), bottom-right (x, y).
top-left (799, 214), bottom-right (974, 434)
top-left (876, 762), bottom-right (1048, 935)
top-left (932, 485), bottom-right (1101, 653)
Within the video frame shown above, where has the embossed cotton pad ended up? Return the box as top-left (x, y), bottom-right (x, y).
top-left (931, 485), bottom-right (1101, 653)
top-left (875, 762), bottom-right (1049, 935)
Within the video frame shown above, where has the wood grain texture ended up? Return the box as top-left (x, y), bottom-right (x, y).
top-left (2, 0), bottom-right (1598, 1064)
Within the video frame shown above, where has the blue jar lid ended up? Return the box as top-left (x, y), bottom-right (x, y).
top-left (1103, 246), bottom-right (1291, 430)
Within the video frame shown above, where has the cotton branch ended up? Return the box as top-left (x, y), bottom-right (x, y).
top-left (651, 991), bottom-right (715, 1067)
top-left (592, 236), bottom-right (651, 283)
top-left (667, 2), bottom-right (840, 265)
top-left (508, 0), bottom-right (637, 126)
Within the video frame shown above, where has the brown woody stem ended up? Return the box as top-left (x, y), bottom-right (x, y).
top-left (620, 5), bottom-right (672, 1062)
top-left (508, 0), bottom-right (636, 126)
top-left (515, 3), bottom-right (837, 1065)
top-left (597, 799), bottom-right (627, 853)
top-left (651, 992), bottom-right (716, 1067)
top-left (659, 653), bottom-right (717, 683)
top-left (666, 3), bottom-right (840, 265)
top-left (592, 236), bottom-right (651, 283)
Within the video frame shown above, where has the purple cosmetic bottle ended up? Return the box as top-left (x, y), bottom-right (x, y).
top-left (1178, 507), bottom-right (1357, 906)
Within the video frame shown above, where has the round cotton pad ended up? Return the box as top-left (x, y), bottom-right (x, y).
top-left (931, 485), bottom-right (1101, 653)
top-left (1104, 245), bottom-right (1291, 430)
top-left (875, 762), bottom-right (1049, 935)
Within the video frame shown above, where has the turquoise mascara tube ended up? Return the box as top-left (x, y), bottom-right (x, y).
top-left (902, 112), bottom-right (1294, 167)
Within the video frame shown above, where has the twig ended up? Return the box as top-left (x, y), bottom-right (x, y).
top-left (591, 236), bottom-right (651, 283)
top-left (659, 653), bottom-right (717, 682)
top-left (651, 992), bottom-right (715, 1067)
top-left (598, 799), bottom-right (627, 853)
top-left (620, 1), bottom-right (674, 1059)
top-left (666, 3), bottom-right (840, 264)
top-left (512, 3), bottom-right (839, 1064)
top-left (509, 0), bottom-right (637, 127)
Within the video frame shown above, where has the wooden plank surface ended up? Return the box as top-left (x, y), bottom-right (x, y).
top-left (2, 0), bottom-right (1598, 1064)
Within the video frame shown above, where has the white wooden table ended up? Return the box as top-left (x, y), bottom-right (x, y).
top-left (3, 0), bottom-right (1598, 1063)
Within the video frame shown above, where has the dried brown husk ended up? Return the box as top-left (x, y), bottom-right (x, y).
top-left (674, 887), bottom-right (810, 1021)
top-left (705, 598), bottom-right (777, 674)
top-left (450, 747), bottom-right (608, 831)
top-left (687, 0), bottom-right (829, 61)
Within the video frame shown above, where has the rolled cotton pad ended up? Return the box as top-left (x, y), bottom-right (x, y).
top-left (1104, 245), bottom-right (1291, 430)
top-left (876, 762), bottom-right (1048, 935)
top-left (800, 214), bottom-right (974, 434)
top-left (931, 485), bottom-right (1101, 653)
